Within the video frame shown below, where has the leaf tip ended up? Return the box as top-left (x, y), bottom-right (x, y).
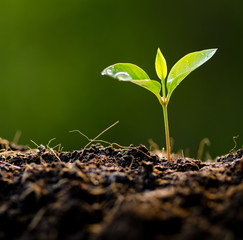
top-left (101, 69), bottom-right (105, 76)
top-left (205, 48), bottom-right (218, 60)
top-left (101, 66), bottom-right (114, 77)
top-left (211, 48), bottom-right (218, 54)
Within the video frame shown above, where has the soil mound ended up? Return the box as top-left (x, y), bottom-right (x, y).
top-left (0, 138), bottom-right (243, 240)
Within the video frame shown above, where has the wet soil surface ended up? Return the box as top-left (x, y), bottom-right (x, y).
top-left (0, 138), bottom-right (243, 240)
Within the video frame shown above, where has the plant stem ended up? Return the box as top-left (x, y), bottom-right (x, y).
top-left (162, 79), bottom-right (166, 102)
top-left (162, 104), bottom-right (171, 161)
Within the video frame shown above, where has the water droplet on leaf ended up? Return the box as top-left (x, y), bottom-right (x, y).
top-left (114, 72), bottom-right (132, 81)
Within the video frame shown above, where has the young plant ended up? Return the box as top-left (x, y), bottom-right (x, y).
top-left (101, 48), bottom-right (217, 161)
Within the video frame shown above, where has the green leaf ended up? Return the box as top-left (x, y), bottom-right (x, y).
top-left (155, 48), bottom-right (167, 81)
top-left (102, 63), bottom-right (161, 97)
top-left (130, 79), bottom-right (161, 96)
top-left (102, 63), bottom-right (149, 81)
top-left (166, 49), bottom-right (217, 98)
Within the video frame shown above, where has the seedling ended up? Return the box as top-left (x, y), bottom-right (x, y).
top-left (101, 48), bottom-right (217, 161)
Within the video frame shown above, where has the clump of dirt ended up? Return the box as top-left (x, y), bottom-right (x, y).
top-left (0, 138), bottom-right (243, 240)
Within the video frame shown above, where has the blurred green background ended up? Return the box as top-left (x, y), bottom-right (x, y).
top-left (0, 0), bottom-right (242, 158)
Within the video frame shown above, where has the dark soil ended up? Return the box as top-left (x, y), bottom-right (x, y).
top-left (0, 138), bottom-right (243, 240)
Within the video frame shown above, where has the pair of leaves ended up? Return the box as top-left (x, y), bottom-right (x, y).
top-left (101, 48), bottom-right (217, 103)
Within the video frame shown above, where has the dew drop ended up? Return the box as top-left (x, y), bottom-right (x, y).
top-left (106, 69), bottom-right (112, 74)
top-left (114, 72), bottom-right (132, 81)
